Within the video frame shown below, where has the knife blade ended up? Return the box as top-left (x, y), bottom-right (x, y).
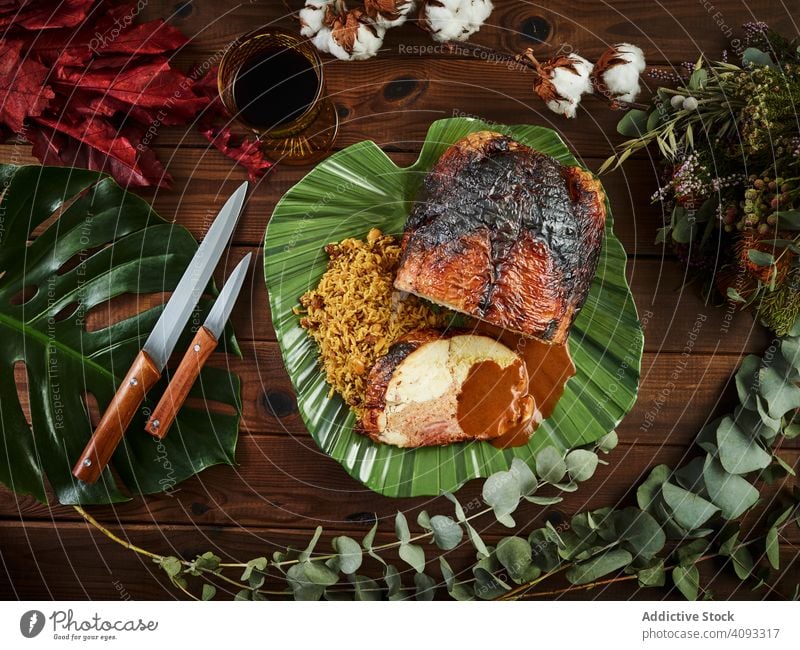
top-left (72, 182), bottom-right (249, 484)
top-left (145, 252), bottom-right (252, 439)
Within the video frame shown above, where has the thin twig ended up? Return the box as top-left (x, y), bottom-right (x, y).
top-left (73, 506), bottom-right (161, 561)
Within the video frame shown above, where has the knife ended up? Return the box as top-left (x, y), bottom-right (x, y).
top-left (144, 252), bottom-right (252, 440)
top-left (72, 182), bottom-right (249, 484)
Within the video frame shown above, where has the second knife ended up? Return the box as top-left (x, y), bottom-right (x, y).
top-left (145, 252), bottom-right (252, 439)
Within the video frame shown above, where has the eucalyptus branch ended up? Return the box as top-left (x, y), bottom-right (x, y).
top-left (73, 506), bottom-right (161, 561)
top-left (72, 314), bottom-right (800, 602)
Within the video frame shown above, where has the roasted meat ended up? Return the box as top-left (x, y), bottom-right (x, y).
top-left (358, 329), bottom-right (535, 448)
top-left (394, 131), bottom-right (606, 344)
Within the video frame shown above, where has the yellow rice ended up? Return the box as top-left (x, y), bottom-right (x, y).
top-left (295, 228), bottom-right (450, 414)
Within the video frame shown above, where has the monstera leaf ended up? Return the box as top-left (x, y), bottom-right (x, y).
top-left (0, 165), bottom-right (241, 505)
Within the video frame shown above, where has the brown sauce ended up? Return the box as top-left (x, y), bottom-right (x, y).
top-left (466, 323), bottom-right (576, 448)
top-left (456, 359), bottom-right (533, 440)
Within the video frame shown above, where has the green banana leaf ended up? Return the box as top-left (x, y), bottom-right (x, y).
top-left (265, 117), bottom-right (643, 498)
top-left (0, 165), bottom-right (241, 505)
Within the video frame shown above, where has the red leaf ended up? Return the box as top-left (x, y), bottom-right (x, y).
top-left (1, 1), bottom-right (229, 190)
top-left (54, 59), bottom-right (208, 114)
top-left (31, 115), bottom-right (170, 188)
top-left (199, 125), bottom-right (274, 182)
top-left (88, 18), bottom-right (189, 56)
top-left (192, 65), bottom-right (274, 180)
top-left (0, 0), bottom-right (93, 30)
top-left (0, 39), bottom-right (55, 132)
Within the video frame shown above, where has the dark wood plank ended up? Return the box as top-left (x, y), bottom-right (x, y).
top-left (8, 338), bottom-right (787, 446)
top-left (1, 521), bottom-right (797, 600)
top-left (148, 58), bottom-right (646, 158)
top-left (0, 144), bottom-right (667, 251)
top-left (2, 441), bottom-right (797, 540)
top-left (3, 0), bottom-right (797, 603)
top-left (79, 244), bottom-right (769, 355)
top-left (142, 0), bottom-right (796, 65)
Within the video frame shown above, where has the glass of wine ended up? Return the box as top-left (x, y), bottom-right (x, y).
top-left (217, 27), bottom-right (339, 165)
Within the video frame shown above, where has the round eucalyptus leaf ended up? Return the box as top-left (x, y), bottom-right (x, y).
top-left (430, 515), bottom-right (463, 550)
top-left (715, 417), bottom-right (772, 475)
top-left (702, 456), bottom-right (760, 520)
top-left (414, 573), bottom-right (437, 600)
top-left (398, 542), bottom-right (426, 574)
top-left (384, 564), bottom-right (403, 601)
top-left (332, 536), bottom-right (363, 575)
top-left (781, 337), bottom-right (800, 371)
top-left (353, 575), bottom-right (382, 601)
top-left (614, 507), bottom-right (666, 560)
top-left (482, 470), bottom-right (522, 518)
top-left (496, 537), bottom-right (533, 582)
top-left (597, 431), bottom-right (619, 453)
top-left (765, 527), bottom-right (780, 570)
top-left (509, 457), bottom-right (538, 495)
top-left (758, 364), bottom-right (800, 419)
top-left (565, 449), bottom-right (599, 482)
top-left (672, 564), bottom-right (700, 601)
top-left (637, 560), bottom-right (666, 588)
top-left (286, 564), bottom-right (325, 601)
top-left (416, 510), bottom-right (432, 530)
top-left (661, 481), bottom-right (719, 531)
top-left (565, 549), bottom-right (633, 585)
top-left (201, 584), bottom-right (216, 601)
top-left (536, 447), bottom-right (567, 484)
top-left (674, 456), bottom-right (708, 494)
top-left (394, 512), bottom-right (411, 544)
top-left (302, 560), bottom-right (339, 586)
top-left (637, 464), bottom-right (671, 513)
top-left (734, 355), bottom-right (761, 410)
top-left (528, 529), bottom-right (561, 572)
top-left (675, 539), bottom-right (709, 566)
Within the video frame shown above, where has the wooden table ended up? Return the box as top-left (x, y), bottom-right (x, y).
top-left (1, 0), bottom-right (798, 600)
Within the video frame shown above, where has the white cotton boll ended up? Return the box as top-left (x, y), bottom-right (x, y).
top-left (553, 57), bottom-right (593, 101)
top-left (299, 0), bottom-right (334, 38)
top-left (425, 2), bottom-right (467, 42)
top-left (546, 98), bottom-right (579, 119)
top-left (614, 43), bottom-right (646, 72)
top-left (465, 0), bottom-right (493, 27)
top-left (595, 43), bottom-right (647, 102)
top-left (540, 54), bottom-right (593, 118)
top-left (424, 0), bottom-right (494, 42)
top-left (368, 0), bottom-right (417, 29)
top-left (312, 27), bottom-right (333, 53)
top-left (373, 13), bottom-right (408, 30)
top-left (328, 23), bottom-right (386, 61)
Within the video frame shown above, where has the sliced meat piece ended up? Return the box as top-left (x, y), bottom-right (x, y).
top-left (394, 131), bottom-right (606, 344)
top-left (358, 329), bottom-right (535, 448)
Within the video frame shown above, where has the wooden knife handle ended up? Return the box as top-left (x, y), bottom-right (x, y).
top-left (145, 326), bottom-right (218, 440)
top-left (72, 350), bottom-right (161, 484)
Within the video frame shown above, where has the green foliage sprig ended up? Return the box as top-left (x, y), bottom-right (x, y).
top-left (75, 318), bottom-right (800, 600)
top-left (599, 25), bottom-right (800, 335)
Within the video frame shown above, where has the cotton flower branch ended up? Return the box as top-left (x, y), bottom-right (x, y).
top-left (440, 41), bottom-right (649, 118)
top-left (418, 0), bottom-right (494, 43)
top-left (298, 0), bottom-right (494, 60)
